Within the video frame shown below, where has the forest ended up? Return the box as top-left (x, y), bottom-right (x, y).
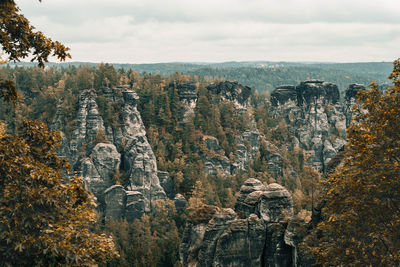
top-left (6, 60), bottom-right (392, 92)
top-left (0, 63), bottom-right (323, 266)
top-left (0, 1), bottom-right (399, 265)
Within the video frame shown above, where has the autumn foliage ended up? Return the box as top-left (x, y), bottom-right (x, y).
top-left (0, 0), bottom-right (71, 106)
top-left (310, 59), bottom-right (400, 266)
top-left (0, 121), bottom-right (118, 266)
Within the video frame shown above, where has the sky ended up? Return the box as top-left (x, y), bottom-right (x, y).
top-left (15, 0), bottom-right (400, 64)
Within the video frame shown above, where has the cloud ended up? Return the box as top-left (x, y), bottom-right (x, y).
top-left (14, 0), bottom-right (400, 62)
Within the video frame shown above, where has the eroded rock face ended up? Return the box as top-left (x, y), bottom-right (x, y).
top-left (125, 191), bottom-right (146, 222)
top-left (174, 193), bottom-right (188, 213)
top-left (270, 80), bottom-right (354, 172)
top-left (344, 83), bottom-right (365, 127)
top-left (176, 82), bottom-right (198, 123)
top-left (173, 80), bottom-right (263, 176)
top-left (297, 80), bottom-right (340, 105)
top-left (158, 171), bottom-right (176, 198)
top-left (259, 183), bottom-right (293, 223)
top-left (104, 185), bottom-right (126, 222)
top-left (213, 215), bottom-right (266, 267)
top-left (180, 179), bottom-right (302, 267)
top-left (271, 85), bottom-right (298, 106)
top-left (81, 143), bottom-right (121, 206)
top-left (53, 87), bottom-right (167, 221)
top-left (234, 178), bottom-right (266, 218)
top-left (202, 136), bottom-right (231, 176)
top-left (206, 81), bottom-right (252, 108)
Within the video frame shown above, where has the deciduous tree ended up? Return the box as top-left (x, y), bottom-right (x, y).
top-left (310, 59), bottom-right (400, 266)
top-left (0, 120), bottom-right (118, 266)
top-left (0, 0), bottom-right (70, 104)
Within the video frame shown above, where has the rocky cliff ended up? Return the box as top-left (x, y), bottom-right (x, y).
top-left (270, 81), bottom-right (364, 173)
top-left (176, 80), bottom-right (364, 184)
top-left (53, 87), bottom-right (168, 221)
top-left (51, 79), bottom-right (364, 224)
top-left (179, 178), bottom-right (308, 267)
top-left (177, 81), bottom-right (263, 176)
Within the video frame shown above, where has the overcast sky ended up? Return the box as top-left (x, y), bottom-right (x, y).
top-left (15, 0), bottom-right (400, 63)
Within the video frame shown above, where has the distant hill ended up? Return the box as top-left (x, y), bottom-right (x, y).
top-left (4, 60), bottom-right (392, 92)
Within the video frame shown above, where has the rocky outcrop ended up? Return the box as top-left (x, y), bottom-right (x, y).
top-left (270, 85), bottom-right (298, 106)
top-left (53, 87), bottom-right (167, 221)
top-left (104, 185), bottom-right (126, 222)
top-left (297, 80), bottom-right (340, 105)
top-left (81, 143), bottom-right (121, 207)
top-left (233, 128), bottom-right (261, 173)
top-left (158, 171), bottom-right (176, 198)
top-left (202, 136), bottom-right (231, 176)
top-left (176, 82), bottom-right (198, 123)
top-left (206, 81), bottom-right (252, 108)
top-left (174, 193), bottom-right (188, 213)
top-left (174, 80), bottom-right (263, 176)
top-left (344, 83), bottom-right (365, 127)
top-left (180, 179), bottom-right (303, 267)
top-left (269, 80), bottom-right (359, 172)
top-left (234, 178), bottom-right (266, 218)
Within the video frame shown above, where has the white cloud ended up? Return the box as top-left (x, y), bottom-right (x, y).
top-left (14, 0), bottom-right (400, 63)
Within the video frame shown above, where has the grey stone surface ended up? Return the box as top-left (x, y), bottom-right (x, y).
top-left (180, 179), bottom-right (300, 267)
top-left (234, 178), bottom-right (266, 218)
top-left (269, 80), bottom-right (353, 173)
top-left (202, 136), bottom-right (231, 176)
top-left (344, 83), bottom-right (365, 127)
top-left (125, 190), bottom-right (146, 222)
top-left (53, 87), bottom-right (167, 221)
top-left (104, 185), bottom-right (126, 222)
top-left (259, 183), bottom-right (293, 223)
top-left (213, 215), bottom-right (266, 267)
top-left (270, 85), bottom-right (298, 106)
top-left (158, 171), bottom-right (176, 198)
top-left (206, 81), bottom-right (252, 108)
top-left (176, 82), bottom-right (198, 123)
top-left (174, 193), bottom-right (188, 213)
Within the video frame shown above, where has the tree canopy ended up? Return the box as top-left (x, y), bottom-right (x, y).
top-left (0, 120), bottom-right (118, 266)
top-left (0, 1), bottom-right (118, 265)
top-left (0, 0), bottom-right (70, 66)
top-left (0, 0), bottom-right (71, 104)
top-left (310, 59), bottom-right (400, 266)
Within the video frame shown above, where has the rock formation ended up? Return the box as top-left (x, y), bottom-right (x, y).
top-left (51, 78), bottom-right (364, 227)
top-left (343, 83), bottom-right (365, 127)
top-left (175, 79), bottom-right (364, 178)
top-left (269, 81), bottom-right (364, 173)
top-left (206, 81), bottom-right (252, 108)
top-left (179, 178), bottom-right (305, 267)
top-left (202, 136), bottom-right (231, 176)
top-left (176, 81), bottom-right (198, 123)
top-left (53, 87), bottom-right (167, 221)
top-left (176, 81), bottom-right (263, 176)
